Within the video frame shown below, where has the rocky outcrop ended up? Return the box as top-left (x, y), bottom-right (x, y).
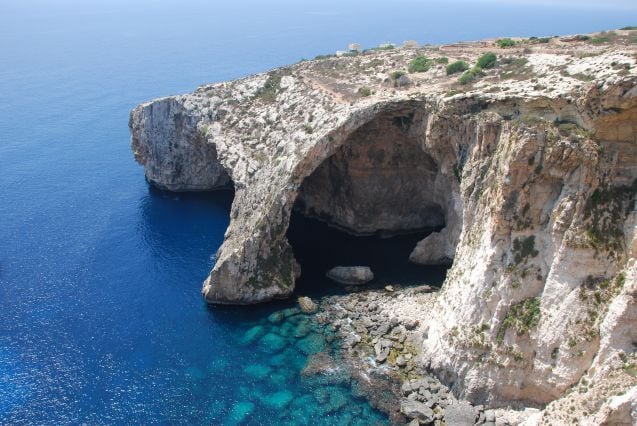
top-left (130, 97), bottom-right (231, 191)
top-left (297, 296), bottom-right (318, 313)
top-left (130, 30), bottom-right (637, 415)
top-left (326, 266), bottom-right (374, 285)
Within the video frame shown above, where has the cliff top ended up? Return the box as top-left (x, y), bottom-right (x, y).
top-left (193, 28), bottom-right (637, 107)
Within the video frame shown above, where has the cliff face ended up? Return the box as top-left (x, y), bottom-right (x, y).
top-left (130, 32), bottom-right (637, 418)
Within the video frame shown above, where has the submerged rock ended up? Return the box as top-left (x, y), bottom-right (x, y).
top-left (227, 401), bottom-right (255, 425)
top-left (261, 390), bottom-right (294, 410)
top-left (313, 386), bottom-right (349, 414)
top-left (243, 363), bottom-right (272, 380)
top-left (293, 319), bottom-right (312, 338)
top-left (326, 266), bottom-right (374, 285)
top-left (296, 333), bottom-right (327, 355)
top-left (239, 325), bottom-right (266, 345)
top-left (260, 333), bottom-right (287, 353)
top-left (268, 307), bottom-right (300, 324)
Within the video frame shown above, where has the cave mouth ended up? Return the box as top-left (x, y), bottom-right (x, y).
top-left (287, 211), bottom-right (449, 297)
top-left (286, 107), bottom-right (454, 296)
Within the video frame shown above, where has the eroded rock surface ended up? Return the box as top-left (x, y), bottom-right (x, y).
top-left (130, 30), bottom-right (637, 418)
top-left (326, 266), bottom-right (374, 285)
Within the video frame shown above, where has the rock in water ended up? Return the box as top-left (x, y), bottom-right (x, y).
top-left (238, 325), bottom-right (265, 345)
top-left (243, 363), bottom-right (272, 380)
top-left (325, 266), bottom-right (374, 285)
top-left (301, 352), bottom-right (338, 376)
top-left (297, 296), bottom-right (318, 313)
top-left (260, 333), bottom-right (287, 353)
top-left (296, 334), bottom-right (327, 355)
top-left (261, 390), bottom-right (294, 410)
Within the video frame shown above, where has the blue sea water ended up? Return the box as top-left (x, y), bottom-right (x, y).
top-left (0, 0), bottom-right (634, 423)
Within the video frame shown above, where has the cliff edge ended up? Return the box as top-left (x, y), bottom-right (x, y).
top-left (130, 31), bottom-right (637, 421)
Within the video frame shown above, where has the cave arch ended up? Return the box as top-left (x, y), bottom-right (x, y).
top-left (286, 104), bottom-right (459, 290)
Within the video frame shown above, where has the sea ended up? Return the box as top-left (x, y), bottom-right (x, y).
top-left (0, 0), bottom-right (634, 423)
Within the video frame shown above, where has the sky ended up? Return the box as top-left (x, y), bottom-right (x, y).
top-left (474, 0), bottom-right (637, 8)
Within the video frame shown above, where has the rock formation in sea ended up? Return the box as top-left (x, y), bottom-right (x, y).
top-left (130, 31), bottom-right (637, 423)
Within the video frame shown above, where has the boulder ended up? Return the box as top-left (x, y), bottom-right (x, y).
top-left (297, 296), bottom-right (318, 314)
top-left (401, 399), bottom-right (434, 423)
top-left (409, 227), bottom-right (454, 265)
top-left (401, 381), bottom-right (415, 396)
top-left (403, 318), bottom-right (419, 330)
top-left (444, 401), bottom-right (476, 426)
top-left (485, 409), bottom-right (496, 422)
top-left (326, 266), bottom-right (374, 285)
top-left (410, 284), bottom-right (434, 294)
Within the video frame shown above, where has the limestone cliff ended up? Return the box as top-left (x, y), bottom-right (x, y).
top-left (130, 31), bottom-right (637, 421)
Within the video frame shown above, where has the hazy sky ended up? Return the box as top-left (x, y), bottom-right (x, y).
top-left (467, 0), bottom-right (637, 9)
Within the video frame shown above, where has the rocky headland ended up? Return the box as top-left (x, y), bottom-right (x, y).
top-left (130, 30), bottom-right (637, 424)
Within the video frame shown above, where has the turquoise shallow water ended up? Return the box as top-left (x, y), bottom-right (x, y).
top-left (0, 0), bottom-right (633, 423)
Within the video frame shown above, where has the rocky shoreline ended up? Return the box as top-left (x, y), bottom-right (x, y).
top-left (131, 29), bottom-right (637, 422)
top-left (305, 285), bottom-right (539, 425)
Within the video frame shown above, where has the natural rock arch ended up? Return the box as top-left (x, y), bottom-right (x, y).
top-left (130, 45), bottom-right (637, 415)
top-left (288, 103), bottom-right (460, 278)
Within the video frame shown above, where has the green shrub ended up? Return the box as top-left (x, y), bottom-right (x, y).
top-left (254, 73), bottom-right (283, 103)
top-left (391, 70), bottom-right (406, 80)
top-left (459, 66), bottom-right (482, 85)
top-left (573, 35), bottom-right (591, 41)
top-left (499, 57), bottom-right (532, 80)
top-left (357, 86), bottom-right (371, 97)
top-left (590, 31), bottom-right (617, 44)
top-left (389, 71), bottom-right (410, 87)
top-left (477, 52), bottom-right (497, 69)
top-left (446, 60), bottom-right (470, 75)
top-left (408, 55), bottom-right (433, 73)
top-left (435, 57), bottom-right (449, 64)
top-left (512, 235), bottom-right (539, 264)
top-left (497, 297), bottom-right (541, 343)
top-left (496, 38), bottom-right (517, 48)
top-left (529, 36), bottom-right (551, 43)
top-left (620, 26), bottom-right (637, 30)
